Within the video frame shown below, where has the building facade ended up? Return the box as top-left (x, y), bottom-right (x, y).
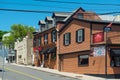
top-left (33, 27), bottom-right (57, 69)
top-left (15, 36), bottom-right (32, 65)
top-left (33, 7), bottom-right (120, 77)
top-left (33, 7), bottom-right (101, 69)
top-left (58, 18), bottom-right (120, 77)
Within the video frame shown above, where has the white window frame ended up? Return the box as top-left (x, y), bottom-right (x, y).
top-left (76, 29), bottom-right (84, 43)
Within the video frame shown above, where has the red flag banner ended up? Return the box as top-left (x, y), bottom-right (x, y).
top-left (104, 22), bottom-right (112, 32)
top-left (93, 32), bottom-right (104, 43)
top-left (106, 22), bottom-right (112, 28)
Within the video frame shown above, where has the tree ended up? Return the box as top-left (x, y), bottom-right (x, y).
top-left (2, 24), bottom-right (35, 48)
top-left (0, 30), bottom-right (8, 41)
top-left (10, 24), bottom-right (35, 41)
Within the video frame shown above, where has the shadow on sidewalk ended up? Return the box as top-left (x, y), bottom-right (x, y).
top-left (85, 74), bottom-right (120, 79)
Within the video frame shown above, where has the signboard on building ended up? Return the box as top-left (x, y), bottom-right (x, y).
top-left (93, 32), bottom-right (104, 43)
top-left (93, 46), bottom-right (105, 56)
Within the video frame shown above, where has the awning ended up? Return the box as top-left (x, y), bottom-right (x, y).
top-left (47, 47), bottom-right (56, 53)
top-left (40, 48), bottom-right (49, 54)
top-left (110, 48), bottom-right (120, 57)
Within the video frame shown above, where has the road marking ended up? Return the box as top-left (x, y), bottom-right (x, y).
top-left (5, 67), bottom-right (42, 80)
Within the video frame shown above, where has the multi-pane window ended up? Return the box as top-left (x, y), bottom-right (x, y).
top-left (38, 36), bottom-right (41, 46)
top-left (77, 13), bottom-right (83, 19)
top-left (76, 29), bottom-right (84, 43)
top-left (111, 57), bottom-right (120, 67)
top-left (63, 33), bottom-right (71, 46)
top-left (110, 48), bottom-right (120, 67)
top-left (51, 30), bottom-right (57, 42)
top-left (44, 33), bottom-right (48, 45)
top-left (78, 55), bottom-right (89, 65)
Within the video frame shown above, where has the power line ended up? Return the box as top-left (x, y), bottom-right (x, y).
top-left (34, 0), bottom-right (120, 6)
top-left (0, 8), bottom-right (120, 15)
top-left (0, 8), bottom-right (71, 13)
top-left (0, 1), bottom-right (74, 9)
top-left (0, 1), bottom-right (119, 11)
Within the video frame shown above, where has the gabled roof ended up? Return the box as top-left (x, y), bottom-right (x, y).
top-left (63, 7), bottom-right (85, 22)
top-left (45, 16), bottom-right (53, 21)
top-left (52, 12), bottom-right (72, 18)
top-left (56, 7), bottom-right (85, 22)
top-left (57, 7), bottom-right (102, 33)
top-left (59, 17), bottom-right (120, 33)
top-left (38, 20), bottom-right (46, 25)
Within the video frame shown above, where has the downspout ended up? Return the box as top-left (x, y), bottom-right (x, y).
top-left (57, 31), bottom-right (60, 71)
top-left (90, 22), bottom-right (92, 53)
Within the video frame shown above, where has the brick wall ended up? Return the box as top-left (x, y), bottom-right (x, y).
top-left (33, 27), bottom-right (57, 69)
top-left (59, 19), bottom-right (120, 75)
top-left (59, 20), bottom-right (91, 54)
top-left (61, 52), bottom-right (106, 74)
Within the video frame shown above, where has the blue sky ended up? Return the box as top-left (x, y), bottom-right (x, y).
top-left (0, 0), bottom-right (120, 31)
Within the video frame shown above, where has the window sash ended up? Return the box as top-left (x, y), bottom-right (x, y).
top-left (64, 33), bottom-right (71, 45)
top-left (76, 29), bottom-right (84, 43)
top-left (44, 34), bottom-right (48, 44)
top-left (77, 13), bottom-right (83, 19)
top-left (111, 57), bottom-right (120, 67)
top-left (38, 36), bottom-right (41, 46)
top-left (51, 30), bottom-right (57, 42)
top-left (78, 55), bottom-right (88, 65)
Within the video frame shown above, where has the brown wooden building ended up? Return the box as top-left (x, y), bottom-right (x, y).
top-left (33, 7), bottom-right (120, 78)
top-left (33, 12), bottom-right (71, 69)
top-left (57, 17), bottom-right (120, 77)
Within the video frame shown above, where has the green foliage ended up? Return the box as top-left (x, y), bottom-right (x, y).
top-left (2, 24), bottom-right (35, 48)
top-left (0, 30), bottom-right (8, 41)
top-left (10, 24), bottom-right (35, 41)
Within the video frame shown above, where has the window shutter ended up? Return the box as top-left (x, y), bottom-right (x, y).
top-left (69, 33), bottom-right (71, 44)
top-left (82, 29), bottom-right (84, 41)
top-left (63, 34), bottom-right (65, 45)
top-left (51, 31), bottom-right (53, 42)
top-left (55, 30), bottom-right (57, 41)
top-left (76, 30), bottom-right (78, 42)
top-left (47, 34), bottom-right (48, 44)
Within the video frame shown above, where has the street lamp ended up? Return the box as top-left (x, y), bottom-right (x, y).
top-left (103, 23), bottom-right (112, 79)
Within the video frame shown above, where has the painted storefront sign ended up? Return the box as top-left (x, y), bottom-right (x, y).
top-left (93, 46), bottom-right (105, 56)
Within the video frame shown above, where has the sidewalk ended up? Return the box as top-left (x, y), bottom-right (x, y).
top-left (10, 63), bottom-right (112, 80)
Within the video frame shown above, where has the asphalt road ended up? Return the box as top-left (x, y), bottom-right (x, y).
top-left (0, 64), bottom-right (80, 80)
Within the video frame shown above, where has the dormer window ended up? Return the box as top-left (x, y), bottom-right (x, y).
top-left (41, 24), bottom-right (45, 27)
top-left (77, 13), bottom-right (83, 19)
top-left (45, 17), bottom-right (53, 29)
top-left (39, 20), bottom-right (46, 32)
